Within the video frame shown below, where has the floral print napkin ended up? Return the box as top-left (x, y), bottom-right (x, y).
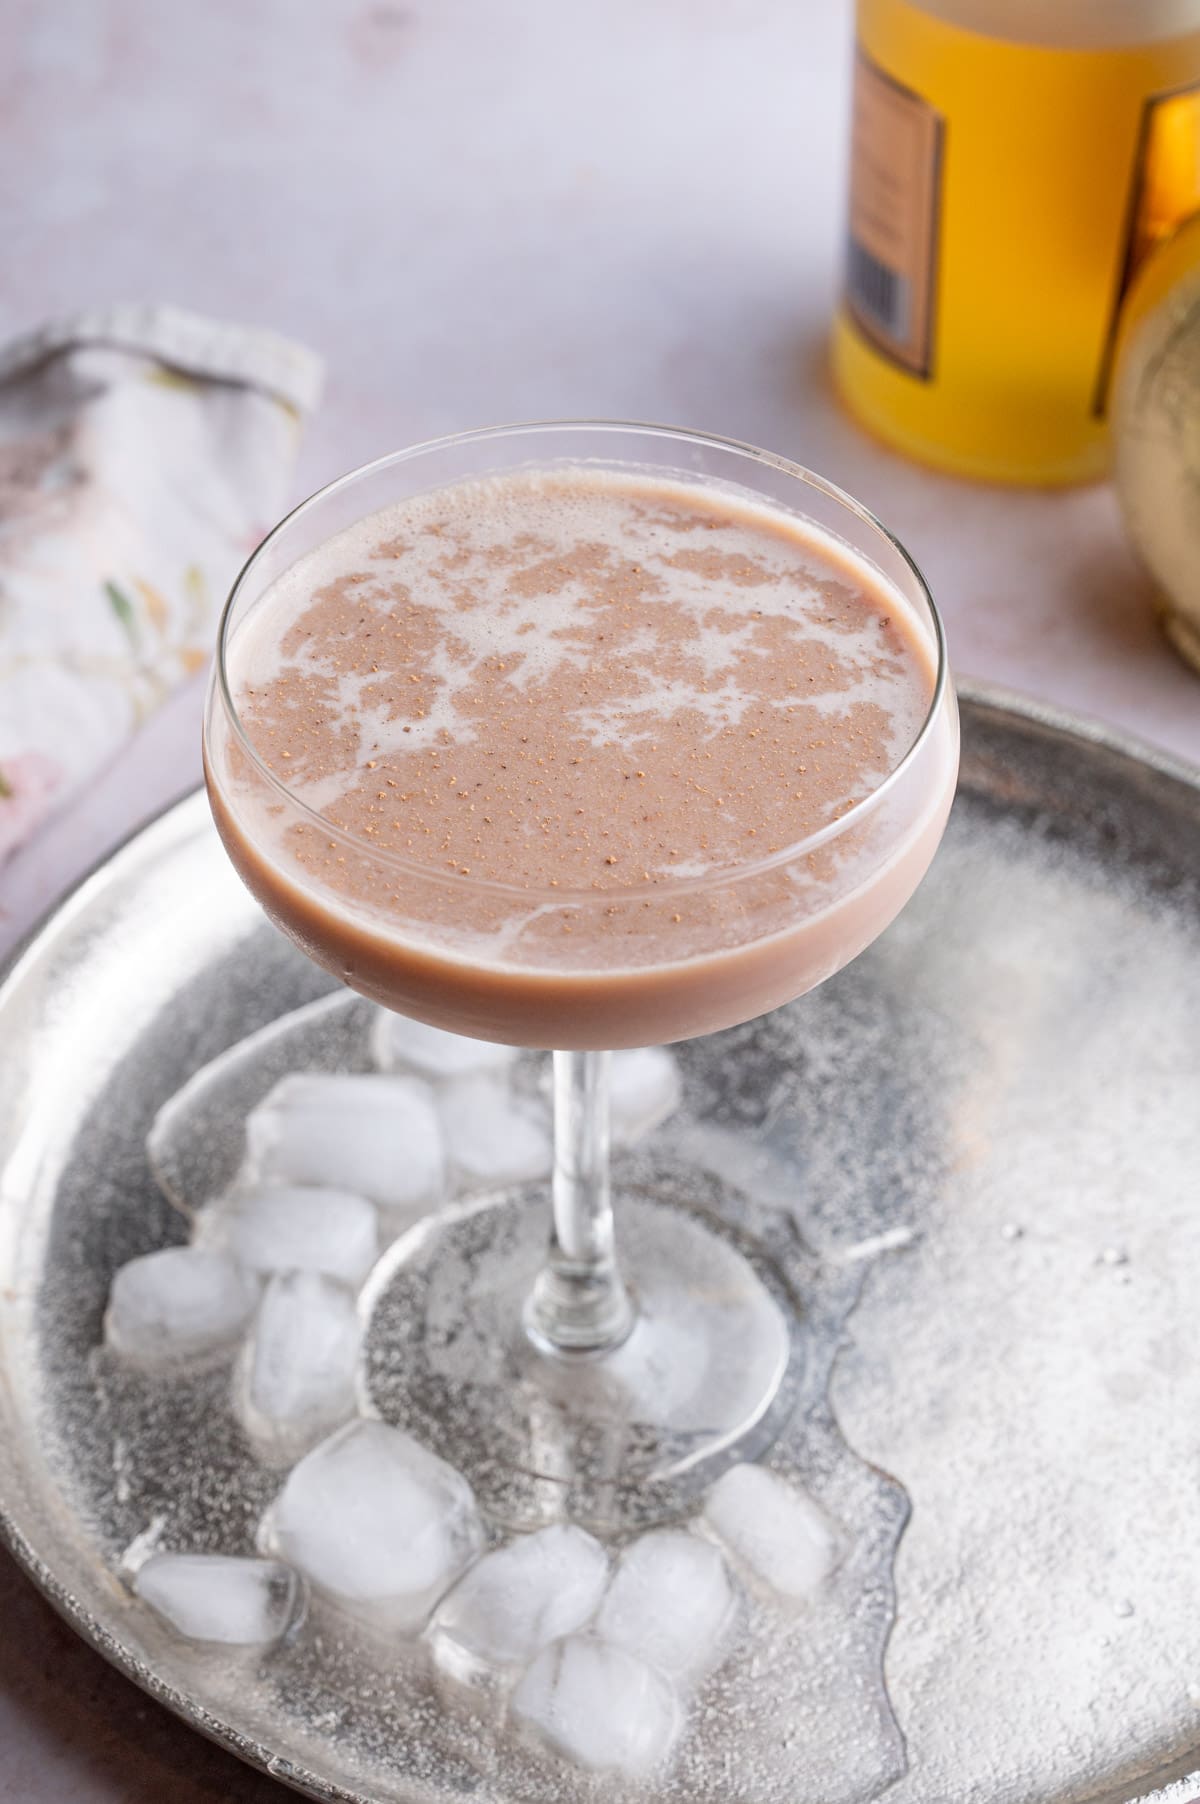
top-left (0, 304), bottom-right (323, 863)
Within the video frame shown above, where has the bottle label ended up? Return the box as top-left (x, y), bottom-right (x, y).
top-left (844, 48), bottom-right (945, 380)
top-left (1094, 76), bottom-right (1200, 414)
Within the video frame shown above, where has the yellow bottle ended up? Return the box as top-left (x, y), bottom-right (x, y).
top-left (832, 0), bottom-right (1200, 485)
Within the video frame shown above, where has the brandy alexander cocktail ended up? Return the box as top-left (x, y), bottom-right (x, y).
top-left (204, 423), bottom-right (958, 1513)
top-left (206, 459), bottom-right (955, 1048)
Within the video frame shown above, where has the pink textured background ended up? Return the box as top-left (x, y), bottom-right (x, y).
top-left (1, 0), bottom-right (1196, 1796)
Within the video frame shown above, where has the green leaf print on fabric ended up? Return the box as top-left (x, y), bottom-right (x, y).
top-left (103, 580), bottom-right (141, 652)
top-left (146, 367), bottom-right (200, 393)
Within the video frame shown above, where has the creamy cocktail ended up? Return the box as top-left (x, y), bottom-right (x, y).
top-left (207, 463), bottom-right (954, 1050)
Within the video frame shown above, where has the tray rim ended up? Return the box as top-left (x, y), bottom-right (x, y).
top-left (1, 678), bottom-right (1199, 1804)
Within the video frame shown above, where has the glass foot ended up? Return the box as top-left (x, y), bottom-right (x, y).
top-left (360, 1189), bottom-right (802, 1533)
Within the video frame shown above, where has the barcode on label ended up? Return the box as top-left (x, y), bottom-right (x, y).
top-left (847, 237), bottom-right (911, 342)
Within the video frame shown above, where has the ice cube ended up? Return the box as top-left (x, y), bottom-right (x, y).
top-left (512, 1636), bottom-right (681, 1777)
top-left (372, 1008), bottom-right (516, 1079)
top-left (703, 1463), bottom-right (839, 1601)
top-left (219, 1185), bottom-right (378, 1288)
top-left (133, 1552), bottom-right (301, 1645)
top-left (239, 1271), bottom-right (360, 1456)
top-left (431, 1523), bottom-right (608, 1674)
top-left (105, 1247), bottom-right (257, 1366)
top-left (262, 1419), bottom-right (483, 1633)
top-left (245, 1073), bottom-right (445, 1216)
top-left (438, 1074), bottom-right (551, 1187)
top-left (594, 1529), bottom-right (737, 1683)
top-left (610, 1047), bottom-right (681, 1144)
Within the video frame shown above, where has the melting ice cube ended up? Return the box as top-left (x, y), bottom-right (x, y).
top-left (238, 1271), bottom-right (360, 1456)
top-left (372, 1008), bottom-right (516, 1079)
top-left (513, 1636), bottom-right (681, 1777)
top-left (105, 1248), bottom-right (257, 1366)
top-left (245, 1073), bottom-right (445, 1216)
top-left (262, 1419), bottom-right (483, 1633)
top-left (133, 1552), bottom-right (301, 1645)
top-left (430, 1523), bottom-right (608, 1674)
top-left (704, 1463), bottom-right (839, 1601)
top-left (438, 1074), bottom-right (551, 1187)
top-left (594, 1529), bottom-right (737, 1683)
top-left (609, 1047), bottom-right (681, 1144)
top-left (219, 1185), bottom-right (378, 1288)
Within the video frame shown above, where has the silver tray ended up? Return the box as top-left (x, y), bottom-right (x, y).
top-left (2, 685), bottom-right (1199, 1804)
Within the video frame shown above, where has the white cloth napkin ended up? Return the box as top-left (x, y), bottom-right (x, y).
top-left (0, 304), bottom-right (323, 863)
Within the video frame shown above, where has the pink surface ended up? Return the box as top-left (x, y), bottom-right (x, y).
top-left (1, 0), bottom-right (1197, 1797)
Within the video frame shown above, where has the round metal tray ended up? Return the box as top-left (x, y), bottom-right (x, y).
top-left (1, 686), bottom-right (1199, 1804)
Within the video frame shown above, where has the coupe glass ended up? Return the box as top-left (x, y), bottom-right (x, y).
top-left (204, 422), bottom-right (958, 1531)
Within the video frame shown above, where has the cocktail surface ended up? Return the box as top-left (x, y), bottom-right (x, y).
top-left (230, 468), bottom-right (934, 911)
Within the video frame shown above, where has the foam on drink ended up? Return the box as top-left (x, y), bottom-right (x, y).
top-left (207, 468), bottom-right (955, 1045)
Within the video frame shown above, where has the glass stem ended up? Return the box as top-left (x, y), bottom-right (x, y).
top-left (524, 1050), bottom-right (635, 1355)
